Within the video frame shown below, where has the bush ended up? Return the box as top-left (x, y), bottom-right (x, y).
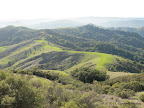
top-left (71, 67), bottom-right (109, 83)
top-left (139, 94), bottom-right (144, 102)
top-left (121, 81), bottom-right (144, 92)
top-left (119, 101), bottom-right (137, 108)
top-left (104, 73), bottom-right (144, 86)
top-left (0, 71), bottom-right (44, 108)
top-left (116, 89), bottom-right (135, 99)
top-left (101, 85), bottom-right (111, 94)
top-left (63, 101), bottom-right (79, 108)
top-left (108, 83), bottom-right (135, 98)
top-left (76, 92), bottom-right (101, 108)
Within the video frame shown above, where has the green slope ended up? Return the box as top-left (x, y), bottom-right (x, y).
top-left (65, 51), bottom-right (119, 72)
top-left (0, 38), bottom-right (143, 74)
top-left (0, 38), bottom-right (62, 69)
top-left (0, 25), bottom-right (143, 74)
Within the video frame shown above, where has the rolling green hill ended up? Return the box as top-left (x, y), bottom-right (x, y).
top-left (49, 24), bottom-right (144, 62)
top-left (0, 25), bottom-right (144, 73)
top-left (0, 38), bottom-right (143, 74)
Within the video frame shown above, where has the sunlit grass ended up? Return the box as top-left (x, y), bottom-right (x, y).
top-left (107, 71), bottom-right (134, 79)
top-left (38, 38), bottom-right (61, 50)
top-left (42, 70), bottom-right (69, 76)
top-left (0, 46), bottom-right (7, 52)
top-left (5, 39), bottom-right (62, 69)
top-left (65, 52), bottom-right (121, 72)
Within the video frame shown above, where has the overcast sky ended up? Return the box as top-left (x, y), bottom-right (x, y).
top-left (0, 0), bottom-right (144, 21)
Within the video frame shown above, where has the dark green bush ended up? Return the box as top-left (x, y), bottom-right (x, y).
top-left (71, 67), bottom-right (109, 83)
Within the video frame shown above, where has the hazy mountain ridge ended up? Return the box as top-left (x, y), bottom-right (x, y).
top-left (1, 17), bottom-right (144, 29)
top-left (101, 20), bottom-right (144, 27)
top-left (29, 20), bottom-right (85, 29)
top-left (109, 27), bottom-right (144, 37)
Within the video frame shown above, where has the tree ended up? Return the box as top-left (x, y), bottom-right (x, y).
top-left (71, 67), bottom-right (109, 83)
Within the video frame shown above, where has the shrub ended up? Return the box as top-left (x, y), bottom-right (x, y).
top-left (77, 92), bottom-right (101, 108)
top-left (121, 81), bottom-right (144, 92)
top-left (101, 85), bottom-right (111, 94)
top-left (108, 83), bottom-right (135, 98)
top-left (0, 71), bottom-right (44, 108)
top-left (139, 94), bottom-right (144, 102)
top-left (119, 101), bottom-right (137, 108)
top-left (71, 67), bottom-right (109, 83)
top-left (62, 101), bottom-right (79, 108)
top-left (116, 89), bottom-right (135, 99)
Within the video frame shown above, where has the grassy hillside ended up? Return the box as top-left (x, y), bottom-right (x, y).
top-left (65, 51), bottom-right (119, 72)
top-left (0, 38), bottom-right (143, 74)
top-left (49, 24), bottom-right (144, 62)
top-left (0, 25), bottom-right (144, 63)
top-left (0, 25), bottom-right (144, 74)
top-left (0, 38), bottom-right (62, 69)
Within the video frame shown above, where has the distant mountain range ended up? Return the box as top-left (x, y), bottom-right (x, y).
top-left (1, 17), bottom-right (144, 29)
top-left (109, 27), bottom-right (144, 37)
top-left (28, 20), bottom-right (84, 29)
top-left (102, 20), bottom-right (144, 27)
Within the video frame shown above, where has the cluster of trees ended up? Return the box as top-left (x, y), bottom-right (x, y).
top-left (13, 69), bottom-right (79, 85)
top-left (0, 67), bottom-right (143, 107)
top-left (70, 67), bottom-right (109, 83)
top-left (108, 60), bottom-right (144, 73)
top-left (1, 70), bottom-right (106, 108)
top-left (110, 27), bottom-right (144, 37)
top-left (0, 71), bottom-right (44, 108)
top-left (100, 74), bottom-right (144, 99)
top-left (12, 68), bottom-right (144, 99)
top-left (53, 24), bottom-right (144, 50)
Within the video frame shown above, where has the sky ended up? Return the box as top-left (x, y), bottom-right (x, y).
top-left (0, 0), bottom-right (144, 21)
